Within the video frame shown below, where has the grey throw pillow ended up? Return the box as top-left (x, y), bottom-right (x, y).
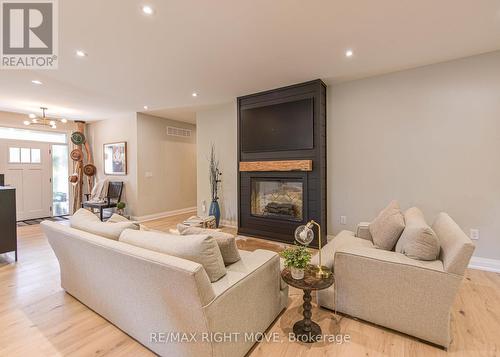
top-left (120, 229), bottom-right (226, 282)
top-left (70, 208), bottom-right (139, 240)
top-left (396, 207), bottom-right (440, 261)
top-left (369, 201), bottom-right (405, 251)
top-left (177, 224), bottom-right (241, 265)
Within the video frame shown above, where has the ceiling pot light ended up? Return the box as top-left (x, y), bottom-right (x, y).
top-left (23, 120), bottom-right (30, 126)
top-left (345, 49), bottom-right (354, 58)
top-left (31, 80), bottom-right (43, 85)
top-left (192, 92), bottom-right (198, 97)
top-left (143, 105), bottom-right (149, 110)
top-left (76, 50), bottom-right (87, 57)
top-left (142, 5), bottom-right (153, 15)
top-left (32, 118), bottom-right (38, 123)
top-left (61, 118), bottom-right (68, 123)
top-left (29, 113), bottom-right (36, 119)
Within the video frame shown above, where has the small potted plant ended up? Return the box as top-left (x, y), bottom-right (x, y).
top-left (280, 245), bottom-right (312, 280)
top-left (116, 201), bottom-right (126, 216)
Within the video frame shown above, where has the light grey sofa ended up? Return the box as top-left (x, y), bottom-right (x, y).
top-left (312, 212), bottom-right (474, 348)
top-left (41, 221), bottom-right (288, 357)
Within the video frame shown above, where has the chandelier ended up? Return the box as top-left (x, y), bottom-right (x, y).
top-left (23, 107), bottom-right (68, 129)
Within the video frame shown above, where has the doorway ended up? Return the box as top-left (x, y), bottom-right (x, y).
top-left (0, 127), bottom-right (69, 221)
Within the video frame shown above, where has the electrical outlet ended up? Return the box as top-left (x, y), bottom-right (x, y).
top-left (340, 216), bottom-right (347, 225)
top-left (470, 229), bottom-right (480, 240)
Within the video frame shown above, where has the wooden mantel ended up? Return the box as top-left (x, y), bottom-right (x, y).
top-left (239, 160), bottom-right (312, 172)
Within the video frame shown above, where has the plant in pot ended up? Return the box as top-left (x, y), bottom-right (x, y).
top-left (116, 201), bottom-right (126, 216)
top-left (208, 144), bottom-right (222, 227)
top-left (280, 245), bottom-right (312, 280)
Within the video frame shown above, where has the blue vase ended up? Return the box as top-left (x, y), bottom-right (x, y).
top-left (209, 200), bottom-right (221, 228)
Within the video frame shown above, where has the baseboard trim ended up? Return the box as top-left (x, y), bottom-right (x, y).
top-left (469, 256), bottom-right (500, 273)
top-left (220, 219), bottom-right (237, 228)
top-left (132, 207), bottom-right (197, 222)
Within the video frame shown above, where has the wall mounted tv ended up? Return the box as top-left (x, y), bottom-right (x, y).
top-left (241, 98), bottom-right (314, 153)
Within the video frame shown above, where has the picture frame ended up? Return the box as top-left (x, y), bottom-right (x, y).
top-left (103, 142), bottom-right (127, 175)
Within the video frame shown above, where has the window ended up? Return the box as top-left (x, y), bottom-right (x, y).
top-left (31, 148), bottom-right (41, 163)
top-left (0, 126), bottom-right (66, 144)
top-left (20, 148), bottom-right (30, 163)
top-left (9, 147), bottom-right (20, 163)
top-left (8, 147), bottom-right (42, 164)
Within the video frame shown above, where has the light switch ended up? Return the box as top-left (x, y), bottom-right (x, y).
top-left (470, 229), bottom-right (480, 240)
top-left (145, 171), bottom-right (153, 178)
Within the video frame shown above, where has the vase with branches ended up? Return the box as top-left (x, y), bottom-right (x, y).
top-left (209, 144), bottom-right (222, 227)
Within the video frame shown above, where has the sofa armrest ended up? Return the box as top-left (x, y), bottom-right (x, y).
top-left (333, 246), bottom-right (462, 347)
top-left (356, 222), bottom-right (372, 241)
top-left (203, 249), bottom-right (286, 357)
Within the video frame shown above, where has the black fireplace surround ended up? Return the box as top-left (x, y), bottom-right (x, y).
top-left (237, 80), bottom-right (327, 248)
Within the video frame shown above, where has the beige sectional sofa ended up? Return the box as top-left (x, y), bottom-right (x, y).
top-left (41, 221), bottom-right (288, 357)
top-left (312, 212), bottom-right (474, 348)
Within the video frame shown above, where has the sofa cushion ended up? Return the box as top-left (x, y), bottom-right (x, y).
top-left (369, 201), bottom-right (405, 251)
top-left (70, 208), bottom-right (139, 240)
top-left (119, 229), bottom-right (226, 282)
top-left (396, 207), bottom-right (440, 261)
top-left (211, 249), bottom-right (281, 296)
top-left (177, 224), bottom-right (241, 265)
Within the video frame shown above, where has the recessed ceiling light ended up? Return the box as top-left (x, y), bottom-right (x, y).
top-left (23, 120), bottom-right (30, 126)
top-left (32, 118), bottom-right (38, 123)
top-left (76, 50), bottom-right (87, 57)
top-left (192, 92), bottom-right (198, 97)
top-left (31, 80), bottom-right (43, 85)
top-left (142, 5), bottom-right (154, 15)
top-left (61, 118), bottom-right (68, 123)
top-left (143, 105), bottom-right (149, 110)
top-left (345, 49), bottom-right (354, 58)
top-left (28, 113), bottom-right (36, 119)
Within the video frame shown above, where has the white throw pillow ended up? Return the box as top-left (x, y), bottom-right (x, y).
top-left (396, 207), bottom-right (440, 261)
top-left (70, 208), bottom-right (139, 240)
top-left (119, 229), bottom-right (226, 282)
top-left (177, 224), bottom-right (241, 265)
top-left (369, 201), bottom-right (405, 251)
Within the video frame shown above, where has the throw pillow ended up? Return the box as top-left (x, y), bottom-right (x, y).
top-left (70, 208), bottom-right (139, 240)
top-left (396, 207), bottom-right (440, 260)
top-left (369, 200), bottom-right (405, 251)
top-left (177, 224), bottom-right (241, 265)
top-left (119, 229), bottom-right (226, 282)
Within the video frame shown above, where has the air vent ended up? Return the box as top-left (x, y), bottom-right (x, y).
top-left (167, 126), bottom-right (191, 138)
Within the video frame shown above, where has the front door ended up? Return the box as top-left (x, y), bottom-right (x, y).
top-left (3, 141), bottom-right (52, 221)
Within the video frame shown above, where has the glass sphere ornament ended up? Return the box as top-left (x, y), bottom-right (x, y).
top-left (294, 225), bottom-right (314, 246)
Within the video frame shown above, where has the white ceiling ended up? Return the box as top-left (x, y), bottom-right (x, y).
top-left (1, 0), bottom-right (500, 122)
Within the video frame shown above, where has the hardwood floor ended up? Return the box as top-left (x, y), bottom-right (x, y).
top-left (1, 213), bottom-right (499, 356)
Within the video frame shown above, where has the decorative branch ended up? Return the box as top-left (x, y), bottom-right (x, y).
top-left (209, 144), bottom-right (222, 201)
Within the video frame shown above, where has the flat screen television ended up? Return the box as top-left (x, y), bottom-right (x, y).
top-left (241, 98), bottom-right (314, 152)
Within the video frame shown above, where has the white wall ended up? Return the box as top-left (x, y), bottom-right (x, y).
top-left (196, 103), bottom-right (238, 226)
top-left (136, 113), bottom-right (197, 217)
top-left (329, 50), bottom-right (500, 260)
top-left (87, 114), bottom-right (139, 215)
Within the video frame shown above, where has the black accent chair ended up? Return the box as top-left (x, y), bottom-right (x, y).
top-left (82, 181), bottom-right (124, 221)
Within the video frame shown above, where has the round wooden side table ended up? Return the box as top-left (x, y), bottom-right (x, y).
top-left (281, 265), bottom-right (334, 343)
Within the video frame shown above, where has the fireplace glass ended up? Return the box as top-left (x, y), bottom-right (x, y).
top-left (251, 179), bottom-right (303, 221)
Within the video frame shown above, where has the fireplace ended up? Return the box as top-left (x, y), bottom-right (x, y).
top-left (251, 179), bottom-right (303, 222)
top-left (237, 80), bottom-right (327, 248)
